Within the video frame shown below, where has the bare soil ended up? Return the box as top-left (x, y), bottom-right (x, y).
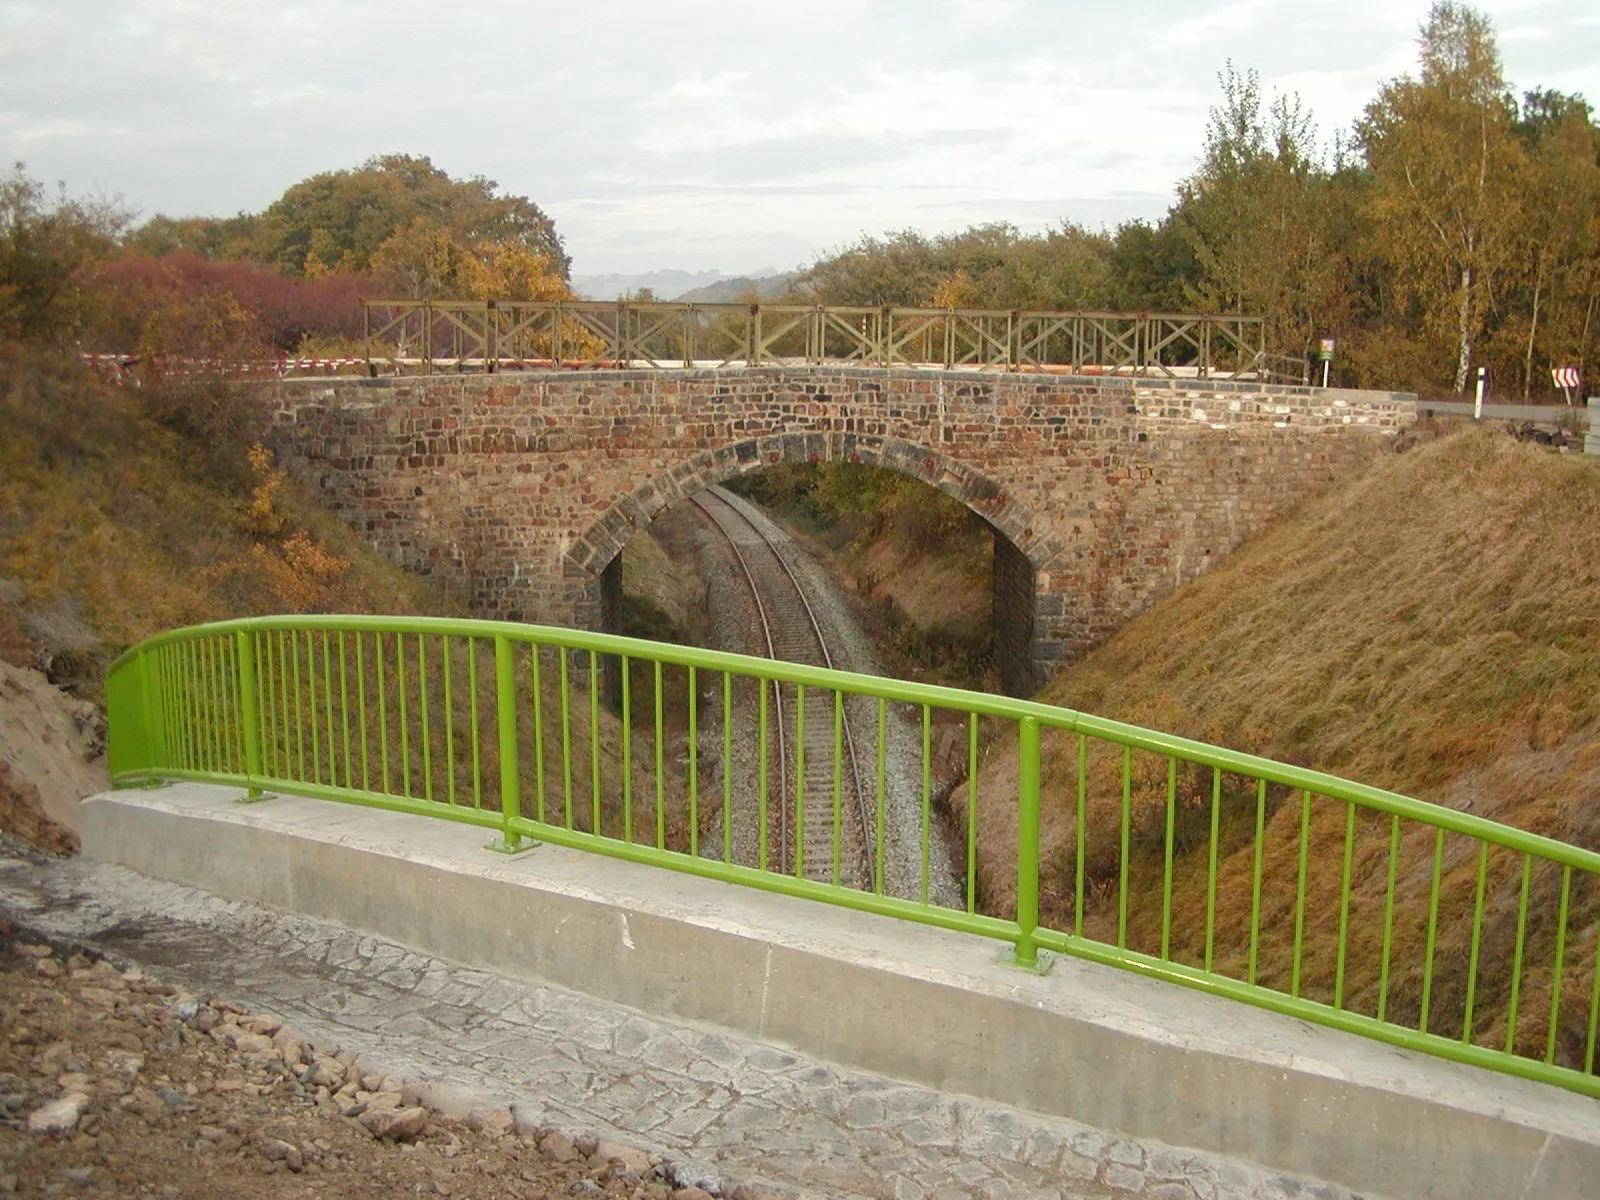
top-left (0, 927), bottom-right (739, 1200)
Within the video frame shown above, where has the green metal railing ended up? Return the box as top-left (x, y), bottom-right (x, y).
top-left (106, 614), bottom-right (1600, 1098)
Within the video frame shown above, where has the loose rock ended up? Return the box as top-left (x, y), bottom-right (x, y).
top-left (593, 1138), bottom-right (651, 1174)
top-left (25, 1092), bottom-right (89, 1135)
top-left (360, 1104), bottom-right (429, 1142)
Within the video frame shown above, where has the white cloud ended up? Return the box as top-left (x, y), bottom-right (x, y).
top-left (0, 0), bottom-right (1596, 273)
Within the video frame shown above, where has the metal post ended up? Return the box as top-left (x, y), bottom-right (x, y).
top-left (486, 634), bottom-right (535, 853)
top-left (235, 629), bottom-right (267, 801)
top-left (1008, 716), bottom-right (1051, 971)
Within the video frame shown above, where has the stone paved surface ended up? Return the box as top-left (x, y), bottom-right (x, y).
top-left (0, 844), bottom-right (1364, 1200)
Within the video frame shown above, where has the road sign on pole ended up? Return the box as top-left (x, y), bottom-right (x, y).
top-left (1552, 366), bottom-right (1580, 405)
top-left (1317, 338), bottom-right (1335, 388)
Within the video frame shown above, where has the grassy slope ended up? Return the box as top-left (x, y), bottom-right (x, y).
top-left (972, 428), bottom-right (1600, 1062)
top-left (0, 350), bottom-right (686, 852)
top-left (0, 348), bottom-right (444, 693)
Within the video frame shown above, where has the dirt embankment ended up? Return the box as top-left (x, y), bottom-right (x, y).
top-left (0, 584), bottom-right (106, 853)
top-left (968, 428), bottom-right (1600, 1058)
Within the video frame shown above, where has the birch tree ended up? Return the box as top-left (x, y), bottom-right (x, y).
top-left (1359, 3), bottom-right (1525, 392)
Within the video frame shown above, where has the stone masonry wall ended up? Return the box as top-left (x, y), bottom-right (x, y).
top-left (261, 367), bottom-right (1415, 689)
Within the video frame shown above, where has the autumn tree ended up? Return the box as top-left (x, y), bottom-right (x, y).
top-left (1500, 92), bottom-right (1600, 393)
top-left (1176, 66), bottom-right (1354, 363)
top-left (0, 164), bottom-right (125, 344)
top-left (250, 154), bottom-right (568, 281)
top-left (1359, 3), bottom-right (1526, 392)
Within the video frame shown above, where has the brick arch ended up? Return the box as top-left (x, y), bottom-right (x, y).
top-left (562, 431), bottom-right (1056, 695)
top-left (564, 431), bottom-right (1060, 582)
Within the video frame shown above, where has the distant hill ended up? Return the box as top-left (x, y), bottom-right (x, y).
top-left (570, 269), bottom-right (738, 301)
top-left (675, 272), bottom-right (800, 303)
top-left (571, 268), bottom-right (797, 302)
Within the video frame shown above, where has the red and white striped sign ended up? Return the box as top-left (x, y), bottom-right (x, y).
top-left (1552, 366), bottom-right (1580, 389)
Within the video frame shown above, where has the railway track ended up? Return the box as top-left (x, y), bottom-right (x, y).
top-left (688, 487), bottom-right (875, 889)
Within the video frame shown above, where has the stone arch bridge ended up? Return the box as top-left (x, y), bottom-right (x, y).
top-left (261, 367), bottom-right (1415, 694)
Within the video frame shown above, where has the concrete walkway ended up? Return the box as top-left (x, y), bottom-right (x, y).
top-left (0, 840), bottom-right (1353, 1200)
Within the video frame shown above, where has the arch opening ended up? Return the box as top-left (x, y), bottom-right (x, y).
top-left (570, 435), bottom-right (1046, 696)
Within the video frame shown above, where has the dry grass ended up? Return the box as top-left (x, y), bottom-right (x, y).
top-left (969, 428), bottom-right (1600, 1064)
top-left (0, 348), bottom-right (443, 701)
top-left (2, 348), bottom-right (698, 854)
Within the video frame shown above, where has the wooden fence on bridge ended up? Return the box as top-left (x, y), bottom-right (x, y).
top-left (361, 300), bottom-right (1308, 383)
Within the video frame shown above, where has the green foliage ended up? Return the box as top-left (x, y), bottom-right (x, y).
top-left (796, 223), bottom-right (1114, 310)
top-left (1175, 64), bottom-right (1355, 361)
top-left (1358, 2), bottom-right (1527, 391)
top-left (249, 153), bottom-right (569, 281)
top-left (0, 164), bottom-right (126, 344)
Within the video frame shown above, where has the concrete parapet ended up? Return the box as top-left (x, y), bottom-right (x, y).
top-left (83, 785), bottom-right (1600, 1200)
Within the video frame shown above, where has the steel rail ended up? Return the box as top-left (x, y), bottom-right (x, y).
top-left (706, 487), bottom-right (875, 888)
top-left (689, 489), bottom-right (874, 886)
top-left (687, 490), bottom-right (791, 870)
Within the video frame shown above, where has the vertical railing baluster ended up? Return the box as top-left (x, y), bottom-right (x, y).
top-left (967, 714), bottom-right (979, 916)
top-left (621, 656), bottom-right (633, 843)
top-left (337, 633), bottom-right (352, 790)
top-left (1505, 854), bottom-right (1533, 1054)
top-left (302, 631), bottom-right (319, 784)
top-left (1075, 735), bottom-right (1086, 938)
top-left (1585, 924), bottom-right (1600, 1075)
top-left (1204, 767), bottom-right (1221, 973)
top-left (531, 645), bottom-right (547, 825)
top-left (653, 660), bottom-right (665, 850)
top-left (485, 634), bottom-right (524, 853)
top-left (687, 666), bottom-right (698, 858)
top-left (874, 698), bottom-right (886, 896)
top-left (356, 632), bottom-right (370, 792)
top-left (722, 672), bottom-right (733, 862)
top-left (757, 681), bottom-right (768, 871)
top-left (560, 649), bottom-right (574, 828)
top-left (375, 632), bottom-right (391, 796)
top-left (395, 632), bottom-right (410, 796)
top-left (443, 637), bottom-right (457, 806)
top-left (235, 629), bottom-right (262, 798)
top-left (920, 705), bottom-right (931, 906)
top-left (1011, 717), bottom-right (1042, 970)
top-left (1334, 800), bottom-right (1356, 1009)
top-left (417, 634), bottom-right (433, 803)
top-left (469, 638), bottom-right (483, 808)
top-left (254, 634), bottom-right (272, 779)
top-left (321, 633), bottom-right (336, 788)
top-left (1291, 790), bottom-right (1312, 999)
top-left (794, 684), bottom-right (806, 878)
top-left (1461, 842), bottom-right (1489, 1043)
top-left (832, 691), bottom-right (843, 887)
top-left (1546, 866), bottom-right (1572, 1065)
top-left (1377, 814), bottom-right (1401, 1022)
top-left (1419, 827), bottom-right (1445, 1032)
top-left (1247, 778), bottom-right (1268, 986)
top-left (588, 651), bottom-right (601, 836)
top-left (1160, 756), bottom-right (1177, 961)
top-left (1118, 745), bottom-right (1131, 950)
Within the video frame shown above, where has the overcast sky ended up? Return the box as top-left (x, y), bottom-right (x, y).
top-left (3, 1), bottom-right (1597, 276)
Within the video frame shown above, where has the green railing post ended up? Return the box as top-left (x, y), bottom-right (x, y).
top-left (1007, 716), bottom-right (1051, 972)
top-left (486, 634), bottom-right (535, 854)
top-left (234, 629), bottom-right (267, 801)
